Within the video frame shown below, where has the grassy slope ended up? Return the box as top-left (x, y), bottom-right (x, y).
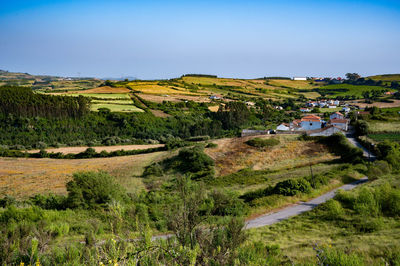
top-left (317, 84), bottom-right (388, 97)
top-left (247, 176), bottom-right (400, 264)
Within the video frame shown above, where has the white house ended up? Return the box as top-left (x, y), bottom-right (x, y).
top-left (300, 115), bottom-right (322, 130)
top-left (300, 108), bottom-right (311, 113)
top-left (328, 104), bottom-right (337, 109)
top-left (334, 100), bottom-right (340, 106)
top-left (292, 77), bottom-right (307, 81)
top-left (209, 95), bottom-right (221, 100)
top-left (342, 107), bottom-right (351, 113)
top-left (277, 123), bottom-right (290, 131)
top-left (308, 125), bottom-right (345, 137)
top-left (330, 112), bottom-right (344, 120)
top-left (330, 118), bottom-right (349, 131)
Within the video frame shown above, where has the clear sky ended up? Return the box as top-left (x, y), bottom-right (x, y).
top-left (0, 0), bottom-right (399, 79)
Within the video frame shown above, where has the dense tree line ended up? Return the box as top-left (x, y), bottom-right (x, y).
top-left (0, 86), bottom-right (90, 118)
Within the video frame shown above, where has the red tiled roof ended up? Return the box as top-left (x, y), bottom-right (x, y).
top-left (301, 115), bottom-right (321, 122)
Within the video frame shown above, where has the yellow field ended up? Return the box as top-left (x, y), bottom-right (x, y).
top-left (267, 79), bottom-right (319, 90)
top-left (0, 151), bottom-right (171, 199)
top-left (127, 82), bottom-right (198, 95)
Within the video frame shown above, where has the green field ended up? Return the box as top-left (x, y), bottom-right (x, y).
top-left (316, 84), bottom-right (388, 97)
top-left (91, 103), bottom-right (144, 112)
top-left (58, 93), bottom-right (131, 99)
top-left (369, 121), bottom-right (400, 133)
top-left (368, 133), bottom-right (400, 142)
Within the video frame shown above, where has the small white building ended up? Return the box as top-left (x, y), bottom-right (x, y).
top-left (209, 95), bottom-right (221, 100)
top-left (300, 115), bottom-right (322, 130)
top-left (308, 125), bottom-right (345, 136)
top-left (342, 107), bottom-right (351, 113)
top-left (328, 104), bottom-right (337, 109)
top-left (330, 118), bottom-right (349, 131)
top-left (245, 101), bottom-right (255, 106)
top-left (300, 108), bottom-right (311, 113)
top-left (292, 77), bottom-right (307, 81)
top-left (277, 123), bottom-right (290, 131)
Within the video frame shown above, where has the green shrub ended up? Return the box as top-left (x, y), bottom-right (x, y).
top-left (323, 199), bottom-right (344, 220)
top-left (0, 205), bottom-right (43, 223)
top-left (176, 147), bottom-right (215, 178)
top-left (367, 160), bottom-right (392, 180)
top-left (143, 163), bottom-right (164, 177)
top-left (66, 171), bottom-right (127, 209)
top-left (305, 174), bottom-right (329, 189)
top-left (29, 194), bottom-right (68, 210)
top-left (209, 190), bottom-right (248, 217)
top-left (315, 246), bottom-right (366, 266)
top-left (246, 137), bottom-right (280, 148)
top-left (206, 142), bottom-right (218, 148)
top-left (274, 178), bottom-right (311, 196)
top-left (353, 188), bottom-right (381, 217)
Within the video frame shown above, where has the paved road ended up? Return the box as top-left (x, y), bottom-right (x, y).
top-left (151, 177), bottom-right (368, 240)
top-left (244, 177), bottom-right (368, 229)
top-left (346, 137), bottom-right (376, 160)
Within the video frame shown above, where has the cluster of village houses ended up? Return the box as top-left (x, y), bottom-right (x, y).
top-left (300, 100), bottom-right (351, 113)
top-left (277, 111), bottom-right (349, 136)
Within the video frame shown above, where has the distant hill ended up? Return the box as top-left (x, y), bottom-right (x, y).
top-left (367, 74), bottom-right (400, 82)
top-left (0, 70), bottom-right (102, 90)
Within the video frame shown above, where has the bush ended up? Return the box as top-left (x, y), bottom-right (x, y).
top-left (206, 142), bottom-right (218, 148)
top-left (315, 246), bottom-right (366, 266)
top-left (274, 178), bottom-right (311, 196)
top-left (305, 174), bottom-right (329, 189)
top-left (209, 190), bottom-right (248, 217)
top-left (323, 199), bottom-right (344, 220)
top-left (143, 163), bottom-right (164, 177)
top-left (367, 160), bottom-right (392, 180)
top-left (35, 141), bottom-right (47, 149)
top-left (176, 147), bottom-right (214, 178)
top-left (246, 137), bottom-right (280, 148)
top-left (29, 194), bottom-right (68, 210)
top-left (66, 171), bottom-right (127, 209)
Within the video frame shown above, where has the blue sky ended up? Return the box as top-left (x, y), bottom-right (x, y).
top-left (0, 0), bottom-right (399, 79)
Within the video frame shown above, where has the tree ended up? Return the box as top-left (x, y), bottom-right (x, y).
top-left (391, 81), bottom-right (399, 90)
top-left (66, 171), bottom-right (127, 209)
top-left (345, 73), bottom-right (361, 81)
top-left (354, 120), bottom-right (369, 136)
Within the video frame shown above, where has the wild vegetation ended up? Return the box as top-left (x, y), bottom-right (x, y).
top-left (1, 72), bottom-right (400, 264)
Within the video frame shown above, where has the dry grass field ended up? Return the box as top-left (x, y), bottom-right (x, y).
top-left (350, 99), bottom-right (400, 108)
top-left (27, 144), bottom-right (164, 154)
top-left (267, 79), bottom-right (319, 90)
top-left (138, 93), bottom-right (211, 103)
top-left (0, 151), bottom-right (171, 199)
top-left (75, 86), bottom-right (131, 94)
top-left (128, 82), bottom-right (198, 95)
top-left (206, 135), bottom-right (337, 176)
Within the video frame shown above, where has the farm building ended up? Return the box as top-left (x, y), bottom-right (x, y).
top-left (300, 115), bottom-right (322, 130)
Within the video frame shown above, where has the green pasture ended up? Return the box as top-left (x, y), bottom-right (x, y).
top-left (369, 121), bottom-right (400, 133)
top-left (316, 84), bottom-right (388, 97)
top-left (91, 103), bottom-right (144, 112)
